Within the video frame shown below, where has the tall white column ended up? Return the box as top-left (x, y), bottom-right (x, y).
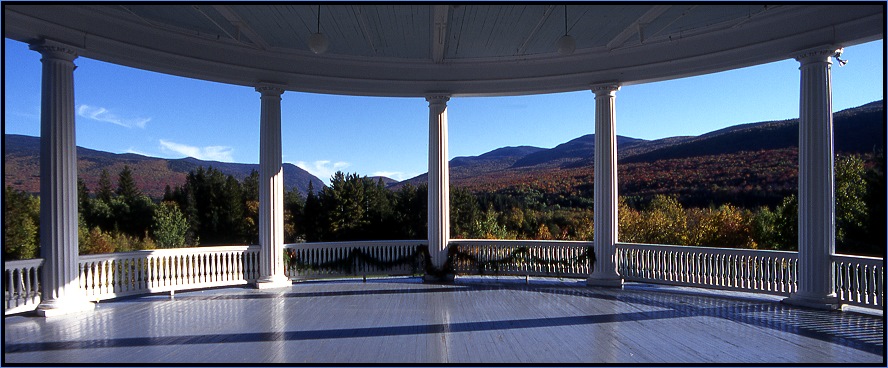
top-left (31, 40), bottom-right (95, 316)
top-left (426, 95), bottom-right (453, 281)
top-left (783, 47), bottom-right (841, 310)
top-left (255, 84), bottom-right (291, 289)
top-left (587, 84), bottom-right (624, 288)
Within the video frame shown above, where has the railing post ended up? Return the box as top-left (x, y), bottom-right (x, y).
top-left (587, 83), bottom-right (624, 288)
top-left (783, 46), bottom-right (841, 310)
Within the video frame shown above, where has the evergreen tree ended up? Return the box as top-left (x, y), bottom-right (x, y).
top-left (114, 166), bottom-right (155, 238)
top-left (116, 165), bottom-right (141, 200)
top-left (451, 186), bottom-right (480, 238)
top-left (283, 187), bottom-right (305, 243)
top-left (97, 169), bottom-right (114, 202)
top-left (303, 181), bottom-right (322, 241)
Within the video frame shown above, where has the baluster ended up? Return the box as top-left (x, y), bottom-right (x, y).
top-left (845, 262), bottom-right (854, 303)
top-left (690, 252), bottom-right (698, 285)
top-left (861, 264), bottom-right (871, 305)
top-left (100, 260), bottom-right (108, 295)
top-left (205, 253), bottom-right (212, 283)
top-left (112, 259), bottom-right (120, 293)
top-left (684, 252), bottom-right (691, 284)
top-left (876, 265), bottom-right (884, 307)
top-left (747, 256), bottom-right (754, 290)
top-left (173, 255), bottom-right (180, 286)
top-left (708, 254), bottom-right (715, 286)
top-left (6, 269), bottom-right (13, 309)
top-left (156, 256), bottom-right (163, 288)
top-left (848, 264), bottom-right (862, 302)
top-left (21, 268), bottom-right (30, 307)
top-left (716, 254), bottom-right (724, 287)
top-left (166, 255), bottom-right (173, 287)
top-left (667, 251), bottom-right (674, 282)
top-left (24, 267), bottom-right (34, 304)
top-left (235, 251), bottom-right (242, 282)
top-left (153, 257), bottom-right (160, 288)
top-left (113, 259), bottom-right (121, 293)
top-left (219, 253), bottom-right (225, 282)
top-left (230, 252), bottom-right (237, 281)
top-left (223, 252), bottom-right (230, 281)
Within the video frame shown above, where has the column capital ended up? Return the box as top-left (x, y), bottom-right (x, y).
top-left (425, 94), bottom-right (451, 106)
top-left (255, 83), bottom-right (286, 97)
top-left (29, 39), bottom-right (78, 62)
top-left (793, 46), bottom-right (841, 65)
top-left (591, 83), bottom-right (620, 96)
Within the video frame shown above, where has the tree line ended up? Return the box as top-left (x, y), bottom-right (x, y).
top-left (4, 154), bottom-right (883, 260)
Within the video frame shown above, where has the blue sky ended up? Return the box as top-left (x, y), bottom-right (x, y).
top-left (4, 38), bottom-right (884, 184)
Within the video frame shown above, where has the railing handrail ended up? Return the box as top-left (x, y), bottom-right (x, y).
top-left (617, 242), bottom-right (799, 257)
top-left (77, 245), bottom-right (259, 262)
top-left (451, 239), bottom-right (592, 248)
top-left (4, 258), bottom-right (45, 269)
top-left (832, 254), bottom-right (884, 263)
top-left (284, 240), bottom-right (428, 250)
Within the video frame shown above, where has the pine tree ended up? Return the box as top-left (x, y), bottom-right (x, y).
top-left (303, 181), bottom-right (322, 241)
top-left (116, 165), bottom-right (141, 201)
top-left (97, 169), bottom-right (114, 202)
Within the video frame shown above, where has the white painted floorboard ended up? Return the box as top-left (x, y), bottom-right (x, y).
top-left (4, 277), bottom-right (884, 364)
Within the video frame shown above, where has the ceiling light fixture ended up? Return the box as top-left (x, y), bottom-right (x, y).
top-left (555, 5), bottom-right (576, 55)
top-left (833, 48), bottom-right (848, 66)
top-left (308, 5), bottom-right (329, 54)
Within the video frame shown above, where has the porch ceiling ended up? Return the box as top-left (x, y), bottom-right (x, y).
top-left (3, 4), bottom-right (884, 97)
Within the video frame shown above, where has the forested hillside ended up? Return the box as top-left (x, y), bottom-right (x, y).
top-left (4, 134), bottom-right (325, 198)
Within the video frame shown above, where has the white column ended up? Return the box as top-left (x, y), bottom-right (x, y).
top-left (255, 84), bottom-right (291, 289)
top-left (783, 47), bottom-right (841, 310)
top-left (425, 95), bottom-right (453, 281)
top-left (31, 40), bottom-right (95, 316)
top-left (587, 84), bottom-right (624, 288)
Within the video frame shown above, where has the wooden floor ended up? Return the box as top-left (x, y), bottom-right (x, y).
top-left (4, 276), bottom-right (884, 364)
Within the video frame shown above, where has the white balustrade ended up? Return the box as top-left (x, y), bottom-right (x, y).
top-left (4, 259), bottom-right (44, 315)
top-left (284, 240), bottom-right (426, 280)
top-left (616, 243), bottom-right (799, 296)
top-left (5, 242), bottom-right (883, 313)
top-left (78, 246), bottom-right (260, 301)
top-left (449, 239), bottom-right (593, 278)
top-left (833, 254), bottom-right (884, 308)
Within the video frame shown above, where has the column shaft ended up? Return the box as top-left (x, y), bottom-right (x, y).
top-left (31, 40), bottom-right (94, 316)
top-left (587, 84), bottom-right (623, 287)
top-left (255, 85), bottom-right (290, 289)
top-left (426, 95), bottom-right (452, 278)
top-left (784, 48), bottom-right (840, 310)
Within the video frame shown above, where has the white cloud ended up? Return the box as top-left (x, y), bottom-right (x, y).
top-left (159, 139), bottom-right (234, 162)
top-left (295, 160), bottom-right (351, 184)
top-left (77, 105), bottom-right (150, 128)
top-left (371, 171), bottom-right (416, 181)
top-left (125, 147), bottom-right (153, 157)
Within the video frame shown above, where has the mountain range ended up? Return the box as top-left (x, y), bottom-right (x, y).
top-left (4, 135), bottom-right (326, 199)
top-left (399, 100), bottom-right (883, 204)
top-left (5, 100), bottom-right (883, 204)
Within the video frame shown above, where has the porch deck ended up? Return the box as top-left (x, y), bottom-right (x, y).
top-left (4, 276), bottom-right (884, 364)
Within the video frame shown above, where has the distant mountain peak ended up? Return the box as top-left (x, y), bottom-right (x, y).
top-left (4, 134), bottom-right (326, 198)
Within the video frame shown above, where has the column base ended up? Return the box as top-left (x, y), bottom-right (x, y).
top-left (255, 275), bottom-right (292, 290)
top-left (36, 299), bottom-right (95, 317)
top-left (586, 275), bottom-right (624, 288)
top-left (423, 273), bottom-right (455, 284)
top-left (782, 293), bottom-right (842, 311)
